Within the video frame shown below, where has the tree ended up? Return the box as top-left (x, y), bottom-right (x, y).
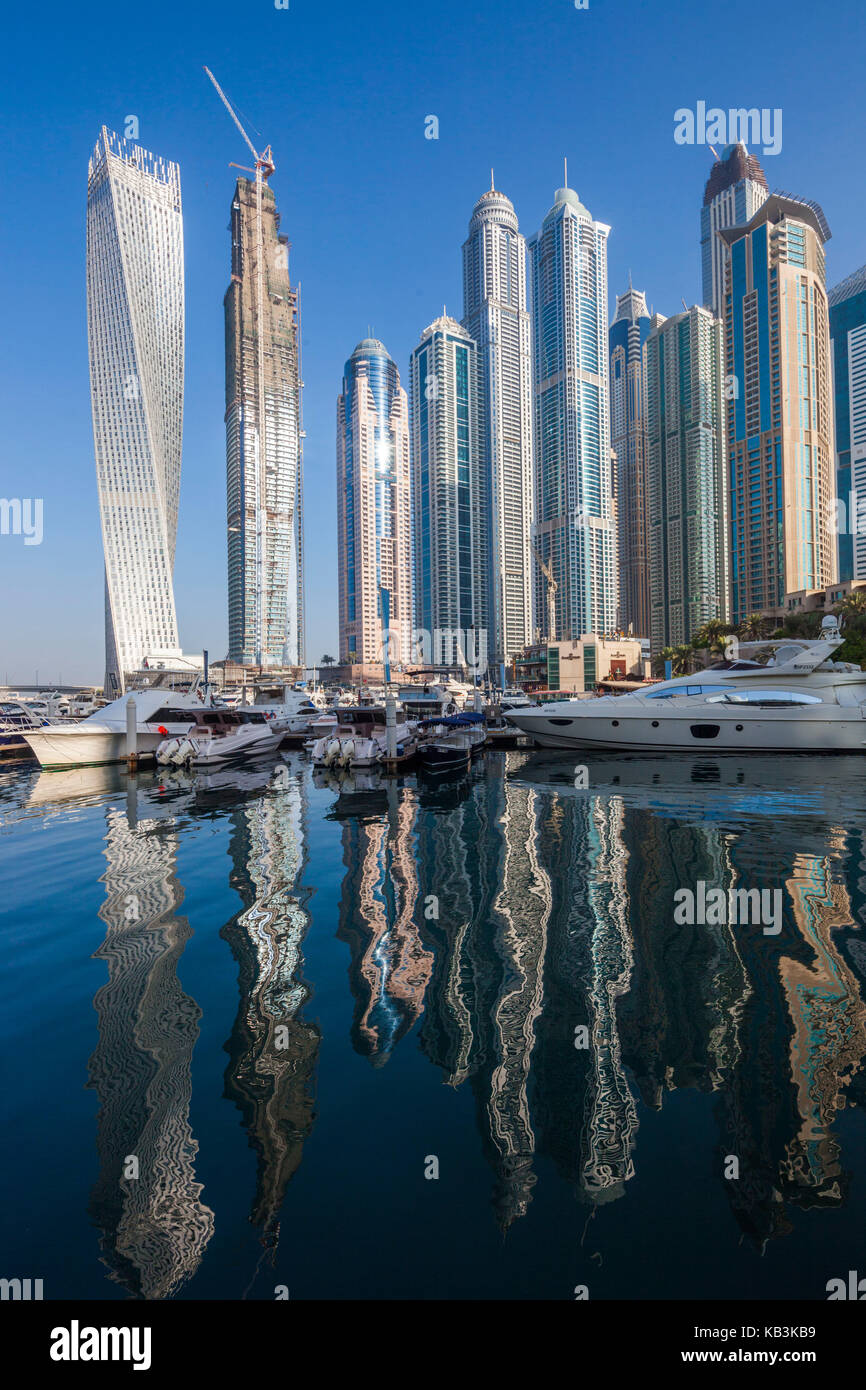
top-left (691, 619), bottom-right (734, 656)
top-left (657, 645), bottom-right (693, 677)
top-left (320, 654), bottom-right (336, 666)
top-left (736, 613), bottom-right (767, 642)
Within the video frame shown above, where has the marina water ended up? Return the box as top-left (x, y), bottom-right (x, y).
top-left (1, 749), bottom-right (865, 1300)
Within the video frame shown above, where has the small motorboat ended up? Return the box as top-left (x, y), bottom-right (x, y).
top-left (310, 706), bottom-right (417, 769)
top-left (416, 714), bottom-right (483, 775)
top-left (156, 708), bottom-right (278, 768)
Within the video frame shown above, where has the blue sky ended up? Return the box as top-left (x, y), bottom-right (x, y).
top-left (0, 0), bottom-right (862, 684)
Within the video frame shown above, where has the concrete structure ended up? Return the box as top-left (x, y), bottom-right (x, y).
top-left (701, 142), bottom-right (768, 320)
top-left (609, 281), bottom-right (652, 639)
top-left (529, 183), bottom-right (617, 642)
top-left (337, 339), bottom-right (413, 669)
top-left (224, 177), bottom-right (303, 667)
top-left (720, 194), bottom-right (836, 623)
top-left (828, 264), bottom-right (866, 581)
top-left (86, 128), bottom-right (184, 695)
top-left (409, 315), bottom-right (484, 664)
top-left (645, 306), bottom-right (729, 651)
top-left (462, 181), bottom-right (534, 661)
top-left (515, 635), bottom-right (644, 692)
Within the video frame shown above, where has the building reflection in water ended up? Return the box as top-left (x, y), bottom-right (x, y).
top-left (366, 752), bottom-right (866, 1245)
top-left (220, 759), bottom-right (320, 1253)
top-left (86, 781), bottom-right (214, 1299)
top-left (334, 777), bottom-right (433, 1065)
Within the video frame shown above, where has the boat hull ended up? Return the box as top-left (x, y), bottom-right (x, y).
top-left (22, 728), bottom-right (165, 769)
top-left (508, 708), bottom-right (866, 753)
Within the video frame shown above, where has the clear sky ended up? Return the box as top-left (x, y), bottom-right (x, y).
top-left (0, 0), bottom-right (862, 685)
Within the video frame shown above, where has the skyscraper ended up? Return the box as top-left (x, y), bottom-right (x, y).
top-left (701, 142), bottom-right (768, 320)
top-left (609, 282), bottom-right (652, 638)
top-left (645, 306), bottom-right (728, 650)
top-left (721, 194), bottom-right (836, 621)
top-left (86, 128), bottom-right (184, 694)
top-left (462, 182), bottom-right (533, 661)
top-left (224, 177), bottom-right (303, 668)
top-left (529, 183), bottom-right (616, 641)
top-left (828, 265), bottom-right (866, 581)
top-left (409, 315), bottom-right (484, 666)
top-left (337, 339), bottom-right (413, 670)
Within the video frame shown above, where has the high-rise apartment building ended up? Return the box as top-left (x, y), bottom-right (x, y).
top-left (828, 265), bottom-right (866, 581)
top-left (409, 315), bottom-right (484, 664)
top-left (224, 177), bottom-right (303, 668)
top-left (701, 142), bottom-right (768, 320)
top-left (609, 282), bottom-right (652, 638)
top-left (337, 339), bottom-right (413, 670)
top-left (462, 182), bottom-right (533, 660)
top-left (86, 128), bottom-right (184, 694)
top-left (645, 306), bottom-right (728, 650)
top-left (720, 194), bottom-right (836, 621)
top-left (529, 184), bottom-right (616, 640)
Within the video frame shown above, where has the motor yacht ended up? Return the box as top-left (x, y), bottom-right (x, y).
top-left (241, 683), bottom-right (320, 736)
top-left (311, 706), bottom-right (417, 769)
top-left (21, 689), bottom-right (205, 769)
top-left (0, 701), bottom-right (48, 759)
top-left (156, 708), bottom-right (278, 768)
top-left (505, 619), bottom-right (866, 753)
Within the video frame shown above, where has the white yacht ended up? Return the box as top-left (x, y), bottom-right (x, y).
top-left (505, 619), bottom-right (866, 753)
top-left (156, 708), bottom-right (278, 767)
top-left (311, 706), bottom-right (417, 769)
top-left (22, 689), bottom-right (204, 769)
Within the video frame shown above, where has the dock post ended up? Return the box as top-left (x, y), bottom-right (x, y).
top-left (125, 696), bottom-right (137, 771)
top-left (385, 696), bottom-right (397, 765)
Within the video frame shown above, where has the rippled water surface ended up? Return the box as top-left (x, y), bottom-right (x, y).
top-left (1, 749), bottom-right (865, 1300)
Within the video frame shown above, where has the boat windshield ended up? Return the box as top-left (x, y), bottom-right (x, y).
top-left (706, 689), bottom-right (823, 706)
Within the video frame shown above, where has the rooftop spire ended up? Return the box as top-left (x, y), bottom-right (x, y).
top-left (490, 167), bottom-right (495, 192)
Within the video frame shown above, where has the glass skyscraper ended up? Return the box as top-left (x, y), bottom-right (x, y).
top-left (701, 142), bottom-right (768, 321)
top-left (645, 306), bottom-right (728, 650)
top-left (609, 282), bottom-right (652, 638)
top-left (337, 339), bottom-right (413, 670)
top-left (720, 194), bottom-right (836, 620)
top-left (86, 128), bottom-right (184, 694)
top-left (462, 184), bottom-right (534, 661)
top-left (409, 315), bottom-right (484, 663)
top-left (828, 265), bottom-right (866, 582)
top-left (224, 177), bottom-right (303, 668)
top-left (529, 184), bottom-right (616, 641)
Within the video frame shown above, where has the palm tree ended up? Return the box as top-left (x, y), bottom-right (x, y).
top-left (658, 645), bottom-right (692, 677)
top-left (320, 654), bottom-right (336, 666)
top-left (834, 590), bottom-right (866, 620)
top-left (691, 619), bottom-right (734, 657)
top-left (737, 613), bottom-right (766, 642)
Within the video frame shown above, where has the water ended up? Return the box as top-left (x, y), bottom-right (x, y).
top-left (1, 748), bottom-right (865, 1301)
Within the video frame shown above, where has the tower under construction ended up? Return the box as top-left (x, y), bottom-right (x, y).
top-left (224, 176), bottom-right (304, 668)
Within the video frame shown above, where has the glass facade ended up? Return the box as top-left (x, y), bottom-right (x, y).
top-left (529, 187), bottom-right (616, 642)
top-left (86, 128), bottom-right (183, 693)
top-left (337, 340), bottom-right (413, 667)
top-left (828, 267), bottom-right (866, 581)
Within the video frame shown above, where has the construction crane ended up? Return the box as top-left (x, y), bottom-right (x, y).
top-left (530, 540), bottom-right (558, 643)
top-left (204, 66), bottom-right (275, 668)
